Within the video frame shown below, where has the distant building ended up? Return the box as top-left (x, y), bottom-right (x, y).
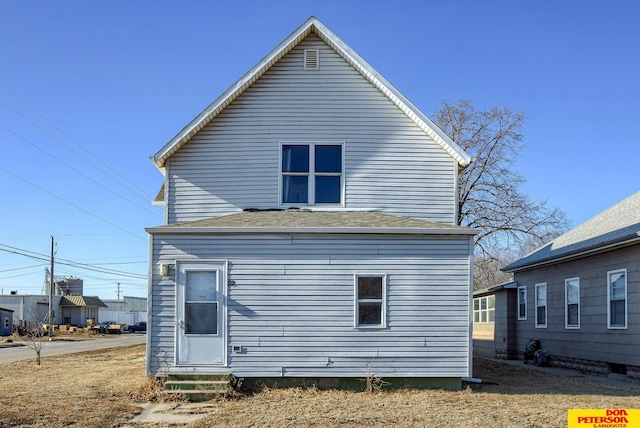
top-left (54, 277), bottom-right (84, 295)
top-left (0, 293), bottom-right (107, 328)
top-left (99, 296), bottom-right (147, 325)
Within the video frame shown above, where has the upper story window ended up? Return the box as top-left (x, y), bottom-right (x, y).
top-left (535, 283), bottom-right (547, 328)
top-left (565, 277), bottom-right (580, 329)
top-left (608, 269), bottom-right (627, 329)
top-left (281, 143), bottom-right (343, 206)
top-left (473, 295), bottom-right (495, 323)
top-left (517, 285), bottom-right (527, 320)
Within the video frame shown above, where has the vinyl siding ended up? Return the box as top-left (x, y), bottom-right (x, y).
top-left (148, 233), bottom-right (472, 378)
top-left (512, 243), bottom-right (640, 366)
top-left (166, 34), bottom-right (456, 224)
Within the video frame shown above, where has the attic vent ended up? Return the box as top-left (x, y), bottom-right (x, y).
top-left (304, 49), bottom-right (319, 70)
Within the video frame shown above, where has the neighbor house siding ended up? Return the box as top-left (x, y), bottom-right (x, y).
top-left (513, 244), bottom-right (639, 366)
top-left (148, 233), bottom-right (472, 378)
top-left (166, 34), bottom-right (456, 225)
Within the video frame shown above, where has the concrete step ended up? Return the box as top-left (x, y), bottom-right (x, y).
top-left (164, 374), bottom-right (231, 401)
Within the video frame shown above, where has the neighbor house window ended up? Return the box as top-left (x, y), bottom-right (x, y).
top-left (517, 285), bottom-right (527, 320)
top-left (535, 283), bottom-right (547, 328)
top-left (355, 274), bottom-right (386, 328)
top-left (565, 278), bottom-right (580, 329)
top-left (473, 295), bottom-right (495, 323)
top-left (281, 143), bottom-right (343, 205)
top-left (608, 269), bottom-right (627, 329)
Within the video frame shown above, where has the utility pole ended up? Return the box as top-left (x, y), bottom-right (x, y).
top-left (116, 282), bottom-right (121, 300)
top-left (48, 236), bottom-right (54, 340)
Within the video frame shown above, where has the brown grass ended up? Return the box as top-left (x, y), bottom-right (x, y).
top-left (1, 343), bottom-right (638, 427)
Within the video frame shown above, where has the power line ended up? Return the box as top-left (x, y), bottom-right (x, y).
top-left (0, 243), bottom-right (147, 280)
top-left (0, 264), bottom-right (43, 273)
top-left (0, 84), bottom-right (154, 200)
top-left (0, 123), bottom-right (160, 217)
top-left (0, 165), bottom-right (147, 241)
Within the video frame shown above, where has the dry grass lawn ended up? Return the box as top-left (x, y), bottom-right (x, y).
top-left (1, 341), bottom-right (638, 427)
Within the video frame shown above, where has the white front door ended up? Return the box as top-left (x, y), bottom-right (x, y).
top-left (176, 261), bottom-right (226, 366)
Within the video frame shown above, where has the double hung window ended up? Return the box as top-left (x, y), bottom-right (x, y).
top-left (355, 274), bottom-right (386, 328)
top-left (535, 283), bottom-right (547, 328)
top-left (517, 286), bottom-right (527, 320)
top-left (608, 269), bottom-right (627, 329)
top-left (565, 278), bottom-right (580, 329)
top-left (281, 143), bottom-right (343, 205)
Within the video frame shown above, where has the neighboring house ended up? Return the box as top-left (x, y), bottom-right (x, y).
top-left (0, 307), bottom-right (14, 336)
top-left (471, 281), bottom-right (518, 360)
top-left (499, 190), bottom-right (640, 381)
top-left (145, 17), bottom-right (477, 389)
top-left (0, 293), bottom-right (108, 328)
top-left (100, 296), bottom-right (148, 326)
top-left (59, 296), bottom-right (107, 326)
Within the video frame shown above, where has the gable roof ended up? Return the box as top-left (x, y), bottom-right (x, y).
top-left (59, 296), bottom-right (108, 308)
top-left (503, 190), bottom-right (640, 272)
top-left (151, 16), bottom-right (470, 172)
top-left (146, 209), bottom-right (478, 236)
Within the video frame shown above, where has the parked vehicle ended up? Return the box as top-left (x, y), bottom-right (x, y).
top-left (128, 322), bottom-right (146, 333)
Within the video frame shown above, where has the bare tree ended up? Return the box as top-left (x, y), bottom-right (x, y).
top-left (434, 100), bottom-right (569, 289)
top-left (22, 312), bottom-right (50, 366)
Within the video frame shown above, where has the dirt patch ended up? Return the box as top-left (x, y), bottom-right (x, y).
top-left (1, 349), bottom-right (638, 427)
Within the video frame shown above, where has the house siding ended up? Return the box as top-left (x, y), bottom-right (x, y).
top-left (148, 233), bottom-right (472, 378)
top-left (166, 34), bottom-right (456, 225)
top-left (513, 244), bottom-right (639, 367)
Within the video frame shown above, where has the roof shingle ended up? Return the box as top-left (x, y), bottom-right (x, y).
top-left (503, 190), bottom-right (640, 272)
top-left (147, 210), bottom-right (477, 235)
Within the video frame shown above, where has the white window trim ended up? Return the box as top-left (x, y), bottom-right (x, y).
top-left (279, 142), bottom-right (345, 207)
top-left (607, 268), bottom-right (627, 329)
top-left (517, 285), bottom-right (527, 320)
top-left (354, 273), bottom-right (387, 329)
top-left (535, 283), bottom-right (547, 328)
top-left (473, 295), bottom-right (495, 324)
top-left (565, 277), bottom-right (580, 329)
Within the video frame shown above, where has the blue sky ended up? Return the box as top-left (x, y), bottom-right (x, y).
top-left (1, 1), bottom-right (638, 299)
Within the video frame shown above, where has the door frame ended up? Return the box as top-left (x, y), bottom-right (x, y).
top-left (174, 259), bottom-right (228, 367)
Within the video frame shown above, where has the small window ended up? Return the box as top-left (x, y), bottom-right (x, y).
top-left (281, 143), bottom-right (343, 205)
top-left (517, 286), bottom-right (527, 320)
top-left (608, 269), bottom-right (627, 329)
top-left (565, 278), bottom-right (580, 329)
top-left (355, 274), bottom-right (386, 328)
top-left (3, 317), bottom-right (9, 329)
top-left (304, 49), bottom-right (319, 70)
top-left (473, 296), bottom-right (495, 324)
top-left (535, 283), bottom-right (547, 328)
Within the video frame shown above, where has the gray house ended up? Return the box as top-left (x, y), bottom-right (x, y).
top-left (497, 190), bottom-right (640, 381)
top-left (145, 17), bottom-right (477, 389)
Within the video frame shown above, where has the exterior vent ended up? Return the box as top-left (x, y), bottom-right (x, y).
top-left (304, 49), bottom-right (319, 70)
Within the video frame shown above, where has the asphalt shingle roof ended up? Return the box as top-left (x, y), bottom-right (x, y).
top-left (149, 210), bottom-right (476, 235)
top-left (503, 190), bottom-right (640, 272)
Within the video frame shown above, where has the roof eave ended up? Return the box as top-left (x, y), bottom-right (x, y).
top-left (146, 226), bottom-right (479, 236)
top-left (503, 235), bottom-right (640, 273)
